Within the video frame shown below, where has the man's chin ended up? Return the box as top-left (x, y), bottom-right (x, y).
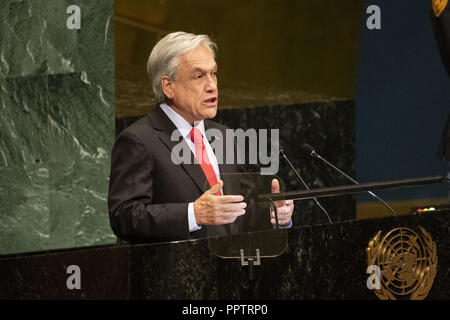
top-left (203, 106), bottom-right (218, 119)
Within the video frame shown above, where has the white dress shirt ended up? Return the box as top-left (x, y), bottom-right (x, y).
top-left (160, 103), bottom-right (221, 232)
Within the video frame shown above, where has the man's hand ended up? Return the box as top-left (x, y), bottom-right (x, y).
top-left (270, 179), bottom-right (294, 226)
top-left (194, 180), bottom-right (247, 225)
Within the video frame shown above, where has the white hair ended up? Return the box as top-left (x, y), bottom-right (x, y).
top-left (146, 31), bottom-right (217, 103)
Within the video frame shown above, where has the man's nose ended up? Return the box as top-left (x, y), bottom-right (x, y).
top-left (205, 74), bottom-right (217, 92)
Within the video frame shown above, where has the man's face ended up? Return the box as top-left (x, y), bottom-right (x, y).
top-left (165, 45), bottom-right (218, 124)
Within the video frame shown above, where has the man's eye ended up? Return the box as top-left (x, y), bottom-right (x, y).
top-left (195, 74), bottom-right (203, 79)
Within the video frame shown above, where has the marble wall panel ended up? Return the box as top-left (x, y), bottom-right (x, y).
top-left (0, 0), bottom-right (115, 255)
top-left (0, 0), bottom-right (47, 77)
top-left (47, 72), bottom-right (115, 250)
top-left (46, 0), bottom-right (114, 88)
top-left (0, 75), bottom-right (50, 254)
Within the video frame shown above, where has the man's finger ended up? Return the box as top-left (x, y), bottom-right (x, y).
top-left (271, 178), bottom-right (280, 193)
top-left (217, 195), bottom-right (245, 203)
top-left (222, 210), bottom-right (246, 223)
top-left (271, 218), bottom-right (290, 225)
top-left (221, 202), bottom-right (247, 212)
top-left (271, 205), bottom-right (290, 215)
top-left (270, 207), bottom-right (291, 217)
top-left (273, 199), bottom-right (293, 207)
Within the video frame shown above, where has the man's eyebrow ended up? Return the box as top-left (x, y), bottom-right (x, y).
top-left (192, 65), bottom-right (218, 73)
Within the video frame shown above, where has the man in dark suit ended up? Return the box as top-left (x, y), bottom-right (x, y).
top-left (108, 32), bottom-right (293, 243)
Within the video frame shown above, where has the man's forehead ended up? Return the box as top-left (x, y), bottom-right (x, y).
top-left (180, 46), bottom-right (217, 70)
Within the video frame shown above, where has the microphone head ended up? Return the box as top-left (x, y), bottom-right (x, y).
top-left (300, 143), bottom-right (316, 157)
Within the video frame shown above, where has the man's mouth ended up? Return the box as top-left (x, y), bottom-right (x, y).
top-left (203, 97), bottom-right (218, 104)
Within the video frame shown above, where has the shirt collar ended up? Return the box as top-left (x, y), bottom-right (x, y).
top-left (159, 103), bottom-right (205, 139)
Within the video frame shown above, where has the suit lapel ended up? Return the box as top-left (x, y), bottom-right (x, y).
top-left (149, 106), bottom-right (209, 193)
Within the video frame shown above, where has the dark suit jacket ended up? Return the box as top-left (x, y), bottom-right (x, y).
top-left (108, 105), bottom-right (265, 243)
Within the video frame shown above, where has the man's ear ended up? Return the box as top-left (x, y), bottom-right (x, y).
top-left (161, 76), bottom-right (174, 99)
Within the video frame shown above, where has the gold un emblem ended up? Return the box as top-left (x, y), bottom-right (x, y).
top-left (367, 226), bottom-right (437, 300)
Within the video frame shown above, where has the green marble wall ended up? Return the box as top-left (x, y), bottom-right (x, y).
top-left (0, 0), bottom-right (116, 255)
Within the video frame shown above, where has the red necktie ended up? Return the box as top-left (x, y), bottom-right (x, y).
top-left (189, 128), bottom-right (220, 195)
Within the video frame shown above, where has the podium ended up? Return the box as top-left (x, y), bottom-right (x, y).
top-left (1, 208), bottom-right (449, 300)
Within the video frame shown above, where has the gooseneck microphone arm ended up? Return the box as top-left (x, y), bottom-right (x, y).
top-left (280, 149), bottom-right (333, 224)
top-left (301, 144), bottom-right (397, 217)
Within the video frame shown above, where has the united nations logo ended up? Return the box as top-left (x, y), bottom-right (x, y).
top-left (367, 226), bottom-right (437, 300)
top-left (432, 0), bottom-right (448, 17)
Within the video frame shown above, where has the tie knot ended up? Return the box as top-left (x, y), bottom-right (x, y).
top-left (189, 128), bottom-right (203, 143)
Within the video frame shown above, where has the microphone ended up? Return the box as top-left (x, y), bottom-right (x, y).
top-left (279, 149), bottom-right (333, 224)
top-left (301, 143), bottom-right (397, 216)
